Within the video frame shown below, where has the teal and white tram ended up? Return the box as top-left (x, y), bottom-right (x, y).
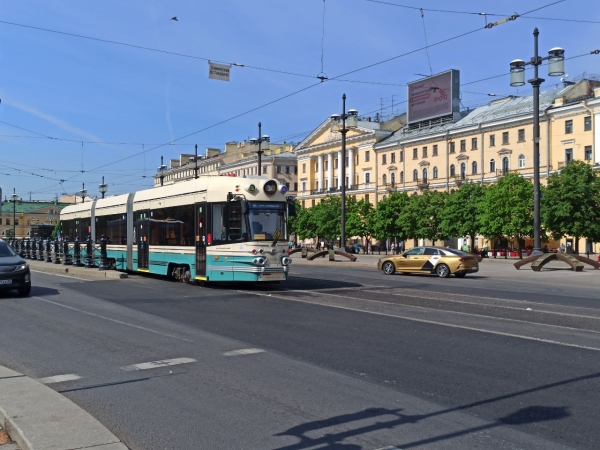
top-left (59, 176), bottom-right (295, 283)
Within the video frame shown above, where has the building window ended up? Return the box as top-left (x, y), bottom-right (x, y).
top-left (294, 166), bottom-right (298, 174)
top-left (315, 162), bottom-right (318, 172)
top-left (518, 129), bottom-right (525, 142)
top-left (449, 142), bottom-right (455, 153)
top-left (490, 134), bottom-right (496, 147)
top-left (490, 159), bottom-right (496, 173)
top-left (285, 182), bottom-right (290, 189)
top-left (15, 219), bottom-right (19, 226)
top-left (285, 166), bottom-right (290, 174)
top-left (324, 160), bottom-right (328, 170)
top-left (471, 137), bottom-right (477, 150)
top-left (433, 166), bottom-right (438, 178)
top-left (423, 147), bottom-right (428, 158)
top-left (565, 148), bottom-right (573, 165)
top-left (302, 181), bottom-right (306, 192)
top-left (6, 219), bottom-right (10, 226)
top-left (365, 194), bottom-right (370, 204)
top-left (413, 169), bottom-right (418, 181)
top-left (382, 174), bottom-right (387, 185)
top-left (584, 116), bottom-right (592, 131)
top-left (391, 173), bottom-right (396, 185)
top-left (345, 156), bottom-right (349, 167)
top-left (422, 168), bottom-right (428, 182)
top-left (460, 163), bottom-right (466, 179)
top-left (565, 119), bottom-right (573, 134)
top-left (294, 182), bottom-right (298, 191)
top-left (365, 151), bottom-right (370, 162)
top-left (365, 172), bottom-right (371, 185)
top-left (312, 199), bottom-right (315, 207)
top-left (450, 164), bottom-right (456, 176)
top-left (400, 150), bottom-right (404, 162)
top-left (335, 158), bottom-right (338, 169)
top-left (302, 200), bottom-right (305, 208)
top-left (277, 165), bottom-right (281, 173)
top-left (460, 140), bottom-right (466, 152)
top-left (518, 154), bottom-right (525, 168)
top-left (585, 145), bottom-right (592, 160)
top-left (382, 154), bottom-right (387, 165)
top-left (400, 171), bottom-right (404, 183)
top-left (472, 161), bottom-right (478, 175)
top-left (413, 148), bottom-right (418, 159)
top-left (391, 152), bottom-right (396, 163)
top-left (432, 144), bottom-right (438, 156)
top-left (502, 132), bottom-right (509, 145)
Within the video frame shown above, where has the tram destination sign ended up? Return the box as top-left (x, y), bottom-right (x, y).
top-left (407, 70), bottom-right (460, 124)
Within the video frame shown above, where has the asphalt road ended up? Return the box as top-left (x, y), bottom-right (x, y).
top-left (0, 262), bottom-right (598, 449)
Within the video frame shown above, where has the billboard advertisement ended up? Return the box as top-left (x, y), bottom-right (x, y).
top-left (407, 70), bottom-right (460, 124)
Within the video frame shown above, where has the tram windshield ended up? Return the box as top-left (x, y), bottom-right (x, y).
top-left (248, 202), bottom-right (287, 242)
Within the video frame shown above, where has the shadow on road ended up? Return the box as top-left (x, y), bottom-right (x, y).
top-left (272, 372), bottom-right (600, 449)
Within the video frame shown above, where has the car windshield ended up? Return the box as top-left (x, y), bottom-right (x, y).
top-left (0, 243), bottom-right (17, 257)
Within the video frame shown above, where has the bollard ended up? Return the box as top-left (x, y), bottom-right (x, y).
top-left (20, 238), bottom-right (26, 258)
top-left (46, 239), bottom-right (52, 263)
top-left (73, 237), bottom-right (84, 267)
top-left (63, 238), bottom-right (72, 265)
top-left (26, 239), bottom-right (31, 259)
top-left (301, 247), bottom-right (307, 258)
top-left (85, 236), bottom-right (94, 268)
top-left (53, 239), bottom-right (61, 264)
top-left (99, 235), bottom-right (109, 270)
top-left (38, 238), bottom-right (43, 261)
top-left (328, 249), bottom-right (335, 261)
top-left (31, 239), bottom-right (38, 261)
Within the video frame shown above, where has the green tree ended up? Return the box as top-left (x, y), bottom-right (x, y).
top-left (440, 182), bottom-right (486, 250)
top-left (346, 197), bottom-right (375, 248)
top-left (51, 220), bottom-right (62, 239)
top-left (542, 160), bottom-right (600, 253)
top-left (371, 191), bottom-right (411, 243)
top-left (414, 190), bottom-right (449, 245)
top-left (292, 204), bottom-right (316, 241)
top-left (311, 196), bottom-right (341, 241)
top-left (480, 172), bottom-right (534, 251)
top-left (399, 193), bottom-right (421, 245)
top-left (5, 229), bottom-right (14, 239)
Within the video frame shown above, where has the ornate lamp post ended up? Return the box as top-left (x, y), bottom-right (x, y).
top-left (330, 94), bottom-right (358, 252)
top-left (509, 28), bottom-right (565, 256)
top-left (158, 156), bottom-right (167, 186)
top-left (10, 188), bottom-right (18, 239)
top-left (99, 176), bottom-right (108, 199)
top-left (250, 122), bottom-right (270, 175)
top-left (79, 183), bottom-right (87, 204)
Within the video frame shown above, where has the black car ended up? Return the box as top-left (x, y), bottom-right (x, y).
top-left (0, 240), bottom-right (31, 296)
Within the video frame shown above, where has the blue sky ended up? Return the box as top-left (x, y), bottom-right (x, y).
top-left (0, 0), bottom-right (598, 200)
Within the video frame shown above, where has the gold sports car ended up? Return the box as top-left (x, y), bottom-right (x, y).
top-left (377, 246), bottom-right (479, 278)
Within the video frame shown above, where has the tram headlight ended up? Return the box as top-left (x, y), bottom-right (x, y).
top-left (281, 257), bottom-right (292, 266)
top-left (263, 180), bottom-right (278, 196)
top-left (253, 257), bottom-right (267, 266)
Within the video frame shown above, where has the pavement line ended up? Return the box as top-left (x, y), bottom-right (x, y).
top-left (373, 447), bottom-right (402, 450)
top-left (236, 290), bottom-right (600, 352)
top-left (31, 270), bottom-right (91, 281)
top-left (38, 373), bottom-right (82, 384)
top-left (121, 357), bottom-right (196, 371)
top-left (32, 296), bottom-right (194, 343)
top-left (223, 348), bottom-right (265, 357)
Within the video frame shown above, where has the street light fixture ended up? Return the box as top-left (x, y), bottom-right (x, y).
top-left (330, 93), bottom-right (359, 252)
top-left (99, 176), bottom-right (108, 199)
top-left (79, 183), bottom-right (87, 204)
top-left (510, 28), bottom-right (564, 256)
top-left (10, 188), bottom-right (18, 239)
top-left (250, 122), bottom-right (270, 175)
top-left (157, 156), bottom-right (167, 186)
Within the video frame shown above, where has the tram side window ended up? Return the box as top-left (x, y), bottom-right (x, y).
top-left (149, 205), bottom-right (194, 246)
top-left (211, 202), bottom-right (248, 244)
top-left (96, 213), bottom-right (127, 244)
top-left (60, 220), bottom-right (75, 241)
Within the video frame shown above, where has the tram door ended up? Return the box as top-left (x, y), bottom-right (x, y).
top-left (195, 203), bottom-right (207, 278)
top-left (136, 213), bottom-right (149, 270)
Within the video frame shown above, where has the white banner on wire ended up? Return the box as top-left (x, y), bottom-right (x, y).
top-left (208, 62), bottom-right (231, 81)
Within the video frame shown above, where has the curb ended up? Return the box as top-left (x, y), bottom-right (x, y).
top-left (26, 260), bottom-right (127, 280)
top-left (0, 365), bottom-right (128, 450)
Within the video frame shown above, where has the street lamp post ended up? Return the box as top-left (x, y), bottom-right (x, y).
top-left (11, 188), bottom-right (18, 239)
top-left (194, 144), bottom-right (199, 179)
top-left (79, 183), bottom-right (87, 204)
top-left (99, 176), bottom-right (108, 199)
top-left (158, 156), bottom-right (167, 186)
top-left (330, 94), bottom-right (358, 252)
top-left (250, 122), bottom-right (270, 175)
top-left (510, 28), bottom-right (564, 255)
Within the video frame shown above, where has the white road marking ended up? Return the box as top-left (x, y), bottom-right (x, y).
top-left (38, 373), bottom-right (82, 384)
top-left (31, 271), bottom-right (91, 281)
top-left (235, 290), bottom-right (600, 352)
top-left (33, 296), bottom-right (194, 343)
top-left (223, 348), bottom-right (265, 357)
top-left (373, 447), bottom-right (402, 450)
top-left (121, 357), bottom-right (196, 372)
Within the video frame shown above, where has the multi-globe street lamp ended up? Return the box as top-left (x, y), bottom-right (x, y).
top-left (330, 94), bottom-right (358, 252)
top-left (250, 122), bottom-right (270, 175)
top-left (158, 156), bottom-right (167, 186)
top-left (510, 27), bottom-right (565, 255)
top-left (99, 176), bottom-right (108, 199)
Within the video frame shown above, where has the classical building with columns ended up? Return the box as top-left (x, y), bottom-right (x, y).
top-left (294, 115), bottom-right (405, 208)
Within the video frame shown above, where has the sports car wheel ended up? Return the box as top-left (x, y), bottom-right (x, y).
top-left (435, 263), bottom-right (450, 278)
top-left (382, 261), bottom-right (396, 275)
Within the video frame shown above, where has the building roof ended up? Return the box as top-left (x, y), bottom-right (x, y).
top-left (0, 201), bottom-right (69, 215)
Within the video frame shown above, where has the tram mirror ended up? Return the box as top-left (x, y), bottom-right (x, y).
top-left (287, 200), bottom-right (296, 217)
top-left (240, 200), bottom-right (249, 215)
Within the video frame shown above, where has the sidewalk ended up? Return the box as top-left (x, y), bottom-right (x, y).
top-left (0, 365), bottom-right (128, 450)
top-left (25, 259), bottom-right (127, 280)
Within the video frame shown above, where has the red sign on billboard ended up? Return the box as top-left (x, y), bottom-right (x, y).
top-left (407, 70), bottom-right (460, 124)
